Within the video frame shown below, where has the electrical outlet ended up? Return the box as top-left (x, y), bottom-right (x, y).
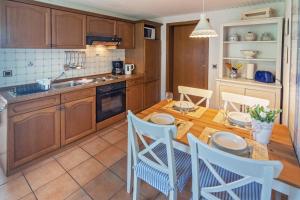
top-left (3, 70), bottom-right (12, 77)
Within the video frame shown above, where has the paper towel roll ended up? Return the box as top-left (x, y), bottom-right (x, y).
top-left (246, 64), bottom-right (256, 79)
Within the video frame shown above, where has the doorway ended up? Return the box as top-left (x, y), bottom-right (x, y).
top-left (166, 21), bottom-right (209, 100)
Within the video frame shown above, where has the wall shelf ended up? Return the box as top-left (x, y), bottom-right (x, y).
top-left (224, 41), bottom-right (277, 44)
top-left (223, 57), bottom-right (276, 62)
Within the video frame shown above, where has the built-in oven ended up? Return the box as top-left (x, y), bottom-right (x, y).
top-left (96, 81), bottom-right (126, 123)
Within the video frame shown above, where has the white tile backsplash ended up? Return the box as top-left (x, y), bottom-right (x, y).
top-left (0, 46), bottom-right (125, 88)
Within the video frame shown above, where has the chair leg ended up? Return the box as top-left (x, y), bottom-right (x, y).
top-left (126, 141), bottom-right (132, 193)
top-left (168, 190), bottom-right (177, 200)
top-left (133, 173), bottom-right (140, 200)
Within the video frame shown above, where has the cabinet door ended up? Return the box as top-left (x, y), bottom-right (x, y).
top-left (8, 106), bottom-right (60, 169)
top-left (117, 21), bottom-right (134, 49)
top-left (86, 16), bottom-right (116, 36)
top-left (245, 89), bottom-right (276, 109)
top-left (126, 84), bottom-right (143, 113)
top-left (61, 96), bottom-right (96, 145)
top-left (145, 39), bottom-right (161, 82)
top-left (144, 80), bottom-right (160, 109)
top-left (1, 1), bottom-right (51, 48)
top-left (52, 10), bottom-right (86, 48)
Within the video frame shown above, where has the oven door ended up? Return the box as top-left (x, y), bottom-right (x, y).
top-left (96, 88), bottom-right (126, 122)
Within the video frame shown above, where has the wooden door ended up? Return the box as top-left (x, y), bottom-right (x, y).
top-left (1, 1), bottom-right (51, 48)
top-left (87, 16), bottom-right (116, 36)
top-left (126, 84), bottom-right (143, 113)
top-left (171, 24), bottom-right (209, 100)
top-left (61, 96), bottom-right (96, 145)
top-left (8, 106), bottom-right (60, 169)
top-left (145, 39), bottom-right (161, 82)
top-left (117, 21), bottom-right (134, 49)
top-left (52, 9), bottom-right (86, 48)
top-left (144, 80), bottom-right (160, 109)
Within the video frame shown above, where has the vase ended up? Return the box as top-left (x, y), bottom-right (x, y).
top-left (251, 119), bottom-right (274, 144)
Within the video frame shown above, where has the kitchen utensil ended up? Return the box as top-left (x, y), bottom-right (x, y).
top-left (124, 64), bottom-right (135, 75)
top-left (211, 131), bottom-right (248, 152)
top-left (255, 71), bottom-right (275, 83)
top-left (241, 50), bottom-right (258, 59)
top-left (244, 32), bottom-right (257, 41)
top-left (261, 32), bottom-right (273, 41)
top-left (229, 33), bottom-right (240, 41)
top-left (173, 101), bottom-right (196, 112)
top-left (246, 63), bottom-right (256, 79)
top-left (150, 113), bottom-right (175, 125)
top-left (227, 112), bottom-right (252, 127)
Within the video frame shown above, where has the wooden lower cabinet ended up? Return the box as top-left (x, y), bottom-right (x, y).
top-left (126, 84), bottom-right (143, 113)
top-left (144, 80), bottom-right (160, 109)
top-left (61, 96), bottom-right (96, 145)
top-left (8, 106), bottom-right (60, 169)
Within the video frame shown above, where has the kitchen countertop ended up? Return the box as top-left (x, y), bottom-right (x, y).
top-left (0, 73), bottom-right (144, 105)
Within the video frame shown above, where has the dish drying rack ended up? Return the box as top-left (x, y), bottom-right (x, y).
top-left (64, 51), bottom-right (86, 70)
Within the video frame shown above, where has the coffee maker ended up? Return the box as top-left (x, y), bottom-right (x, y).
top-left (112, 61), bottom-right (124, 75)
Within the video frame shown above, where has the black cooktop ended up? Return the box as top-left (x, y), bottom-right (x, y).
top-left (9, 83), bottom-right (47, 97)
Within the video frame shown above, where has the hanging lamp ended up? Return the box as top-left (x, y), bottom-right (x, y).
top-left (190, 0), bottom-right (218, 38)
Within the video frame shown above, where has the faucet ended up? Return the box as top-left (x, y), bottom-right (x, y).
top-left (52, 71), bottom-right (66, 83)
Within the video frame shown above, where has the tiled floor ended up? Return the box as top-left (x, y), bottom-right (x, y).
top-left (0, 120), bottom-right (191, 200)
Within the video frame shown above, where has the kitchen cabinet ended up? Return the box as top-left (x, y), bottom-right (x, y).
top-left (61, 96), bottom-right (96, 145)
top-left (51, 9), bottom-right (86, 48)
top-left (126, 78), bottom-right (144, 113)
top-left (1, 1), bottom-right (51, 48)
top-left (117, 21), bottom-right (134, 49)
top-left (144, 39), bottom-right (161, 82)
top-left (8, 106), bottom-right (60, 169)
top-left (245, 89), bottom-right (276, 109)
top-left (87, 16), bottom-right (116, 36)
top-left (144, 80), bottom-right (160, 109)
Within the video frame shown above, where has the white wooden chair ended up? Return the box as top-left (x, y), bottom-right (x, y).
top-left (221, 92), bottom-right (270, 112)
top-left (127, 111), bottom-right (192, 200)
top-left (187, 133), bottom-right (283, 200)
top-left (178, 86), bottom-right (213, 108)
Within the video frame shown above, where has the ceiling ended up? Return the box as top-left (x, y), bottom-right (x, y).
top-left (44, 0), bottom-right (283, 19)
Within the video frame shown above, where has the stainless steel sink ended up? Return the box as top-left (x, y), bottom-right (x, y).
top-left (51, 80), bottom-right (84, 89)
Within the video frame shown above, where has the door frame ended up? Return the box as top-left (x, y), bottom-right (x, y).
top-left (166, 20), bottom-right (209, 92)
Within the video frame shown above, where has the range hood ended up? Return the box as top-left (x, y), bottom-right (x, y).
top-left (86, 36), bottom-right (121, 46)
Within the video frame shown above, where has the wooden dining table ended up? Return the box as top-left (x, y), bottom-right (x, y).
top-left (127, 100), bottom-right (300, 198)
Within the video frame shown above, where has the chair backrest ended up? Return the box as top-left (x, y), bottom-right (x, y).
top-left (178, 86), bottom-right (213, 108)
top-left (127, 111), bottom-right (178, 188)
top-left (221, 92), bottom-right (269, 112)
top-left (187, 134), bottom-right (283, 200)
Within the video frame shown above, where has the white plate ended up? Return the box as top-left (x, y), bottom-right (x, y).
top-left (76, 78), bottom-right (94, 84)
top-left (228, 112), bottom-right (251, 126)
top-left (211, 131), bottom-right (247, 151)
top-left (150, 113), bottom-right (175, 125)
top-left (174, 101), bottom-right (195, 109)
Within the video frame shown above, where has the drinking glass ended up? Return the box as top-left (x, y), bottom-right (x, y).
top-left (165, 92), bottom-right (173, 103)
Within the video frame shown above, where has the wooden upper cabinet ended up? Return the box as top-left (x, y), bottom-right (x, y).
top-left (144, 39), bottom-right (161, 82)
top-left (117, 21), bottom-right (134, 49)
top-left (61, 96), bottom-right (96, 145)
top-left (87, 16), bottom-right (116, 36)
top-left (9, 106), bottom-right (60, 169)
top-left (1, 1), bottom-right (51, 48)
top-left (51, 9), bottom-right (86, 49)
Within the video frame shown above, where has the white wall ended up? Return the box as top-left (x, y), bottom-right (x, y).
top-left (154, 2), bottom-right (285, 108)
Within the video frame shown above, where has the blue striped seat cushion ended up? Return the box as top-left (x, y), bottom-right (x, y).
top-left (199, 161), bottom-right (262, 200)
top-left (135, 143), bottom-right (192, 196)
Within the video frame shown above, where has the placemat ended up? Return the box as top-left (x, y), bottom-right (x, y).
top-left (199, 127), bottom-right (269, 160)
top-left (162, 101), bottom-right (207, 119)
top-left (143, 112), bottom-right (194, 140)
top-left (212, 110), bottom-right (251, 131)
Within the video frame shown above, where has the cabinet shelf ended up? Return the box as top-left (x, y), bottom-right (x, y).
top-left (223, 57), bottom-right (276, 62)
top-left (224, 41), bottom-right (277, 44)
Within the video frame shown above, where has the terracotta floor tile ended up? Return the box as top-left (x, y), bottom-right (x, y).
top-left (115, 122), bottom-right (128, 134)
top-left (54, 146), bottom-right (78, 159)
top-left (69, 158), bottom-right (106, 186)
top-left (24, 159), bottom-right (65, 191)
top-left (113, 120), bottom-right (127, 129)
top-left (0, 169), bottom-right (22, 186)
top-left (95, 146), bottom-right (125, 167)
top-left (34, 173), bottom-right (79, 200)
top-left (115, 138), bottom-right (128, 152)
top-left (109, 156), bottom-right (127, 181)
top-left (139, 181), bottom-right (160, 199)
top-left (110, 187), bottom-right (145, 200)
top-left (20, 193), bottom-right (37, 200)
top-left (22, 157), bottom-right (55, 174)
top-left (65, 189), bottom-right (92, 200)
top-left (0, 176), bottom-right (31, 200)
top-left (80, 137), bottom-right (110, 156)
top-left (101, 129), bottom-right (127, 144)
top-left (84, 170), bottom-right (124, 200)
top-left (56, 147), bottom-right (91, 171)
top-left (97, 127), bottom-right (116, 137)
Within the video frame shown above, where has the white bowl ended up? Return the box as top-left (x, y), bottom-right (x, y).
top-left (241, 50), bottom-right (258, 59)
top-left (211, 131), bottom-right (248, 152)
